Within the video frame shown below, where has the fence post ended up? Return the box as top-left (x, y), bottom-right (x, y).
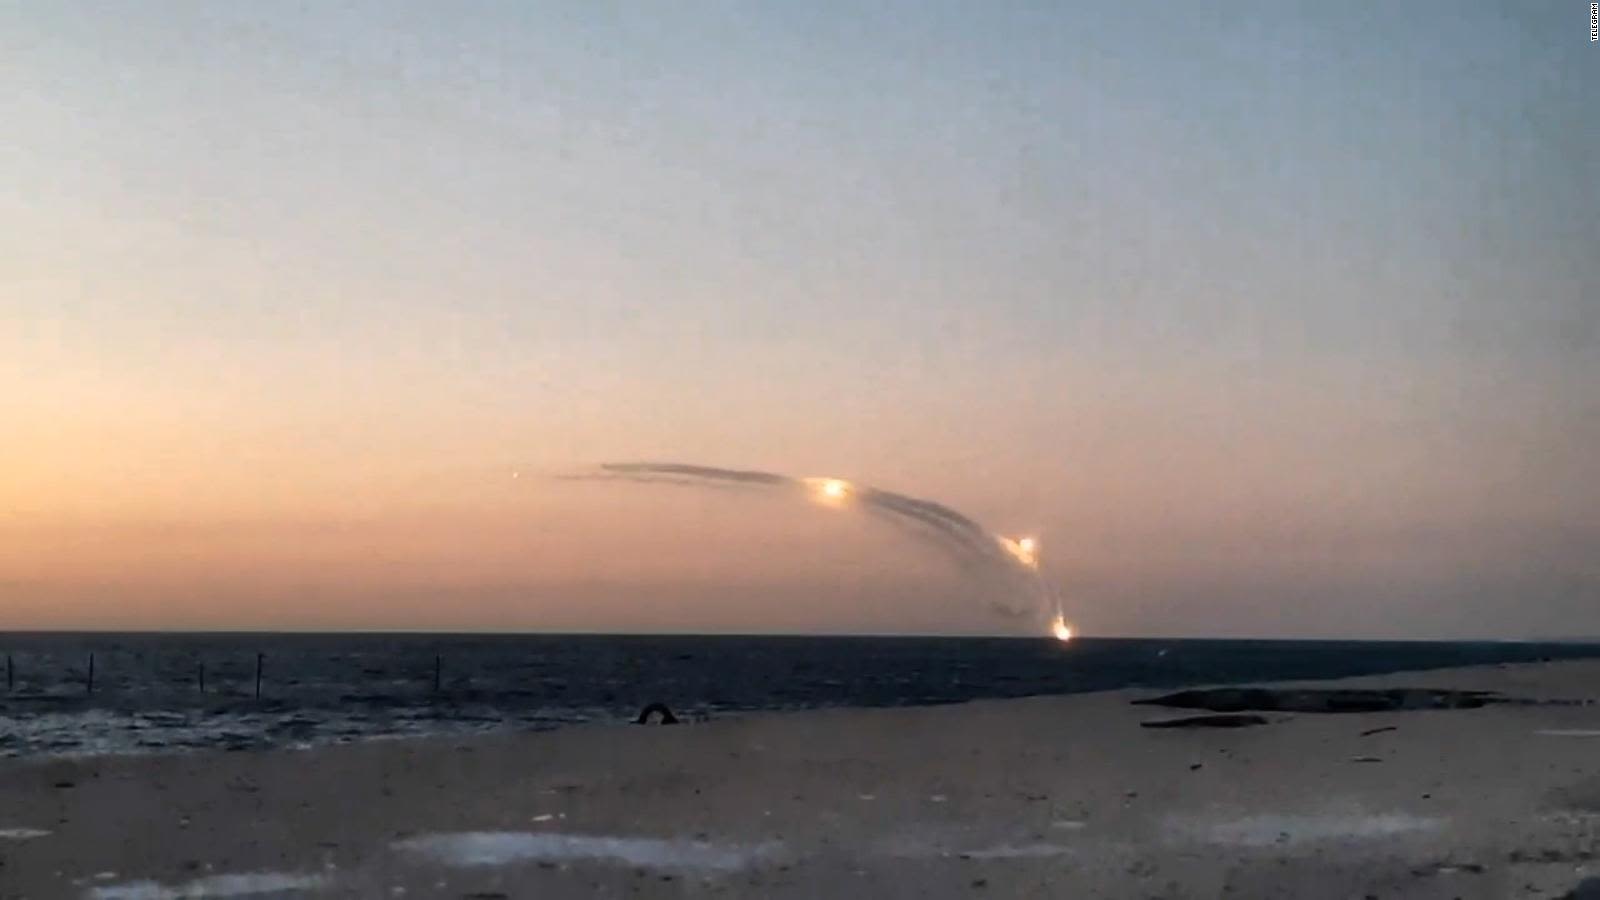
top-left (255, 652), bottom-right (264, 699)
top-left (6, 654), bottom-right (11, 691)
top-left (198, 660), bottom-right (205, 694)
top-left (86, 653), bottom-right (95, 694)
top-left (433, 654), bottom-right (442, 693)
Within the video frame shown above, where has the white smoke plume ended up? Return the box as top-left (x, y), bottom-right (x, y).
top-left (572, 462), bottom-right (1068, 632)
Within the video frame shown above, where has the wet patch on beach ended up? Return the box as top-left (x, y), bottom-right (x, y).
top-left (393, 831), bottom-right (784, 872)
top-left (0, 704), bottom-right (620, 760)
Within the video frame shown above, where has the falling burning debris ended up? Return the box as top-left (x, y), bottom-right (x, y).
top-left (1051, 610), bottom-right (1075, 642)
top-left (575, 462), bottom-right (1076, 639)
top-left (998, 535), bottom-right (1039, 569)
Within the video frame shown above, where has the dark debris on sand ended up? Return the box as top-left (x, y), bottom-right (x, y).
top-left (1134, 687), bottom-right (1499, 714)
top-left (1140, 714), bottom-right (1270, 729)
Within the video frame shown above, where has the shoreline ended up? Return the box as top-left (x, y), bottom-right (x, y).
top-left (2, 659), bottom-right (1598, 898)
top-left (4, 634), bottom-right (1597, 762)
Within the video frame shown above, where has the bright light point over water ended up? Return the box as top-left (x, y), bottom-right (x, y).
top-left (822, 479), bottom-right (847, 499)
top-left (1051, 613), bottom-right (1074, 642)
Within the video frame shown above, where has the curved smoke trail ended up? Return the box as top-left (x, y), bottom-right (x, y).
top-left (572, 462), bottom-right (1071, 636)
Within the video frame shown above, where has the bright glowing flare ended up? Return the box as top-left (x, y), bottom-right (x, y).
top-left (998, 535), bottom-right (1040, 569)
top-left (805, 477), bottom-right (853, 506)
top-left (1051, 612), bottom-right (1074, 642)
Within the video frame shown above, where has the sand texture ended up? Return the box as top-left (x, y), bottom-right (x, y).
top-left (2, 660), bottom-right (1598, 898)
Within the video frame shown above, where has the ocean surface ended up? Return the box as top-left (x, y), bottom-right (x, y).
top-left (1, 633), bottom-right (1596, 758)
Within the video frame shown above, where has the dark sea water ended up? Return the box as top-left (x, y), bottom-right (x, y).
top-left (0, 633), bottom-right (1596, 758)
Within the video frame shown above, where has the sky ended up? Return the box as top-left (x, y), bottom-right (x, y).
top-left (2, 1), bottom-right (1596, 638)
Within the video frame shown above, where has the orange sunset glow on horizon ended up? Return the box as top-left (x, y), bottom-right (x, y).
top-left (4, 3), bottom-right (1596, 640)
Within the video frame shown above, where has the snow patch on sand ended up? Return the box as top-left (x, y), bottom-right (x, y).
top-left (963, 843), bottom-right (1075, 859)
top-left (86, 872), bottom-right (327, 899)
top-left (1169, 812), bottom-right (1442, 848)
top-left (0, 827), bottom-right (50, 840)
top-left (394, 832), bottom-right (781, 872)
top-left (876, 830), bottom-right (1078, 861)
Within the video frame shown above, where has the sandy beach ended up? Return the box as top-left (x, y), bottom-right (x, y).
top-left (2, 659), bottom-right (1598, 899)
